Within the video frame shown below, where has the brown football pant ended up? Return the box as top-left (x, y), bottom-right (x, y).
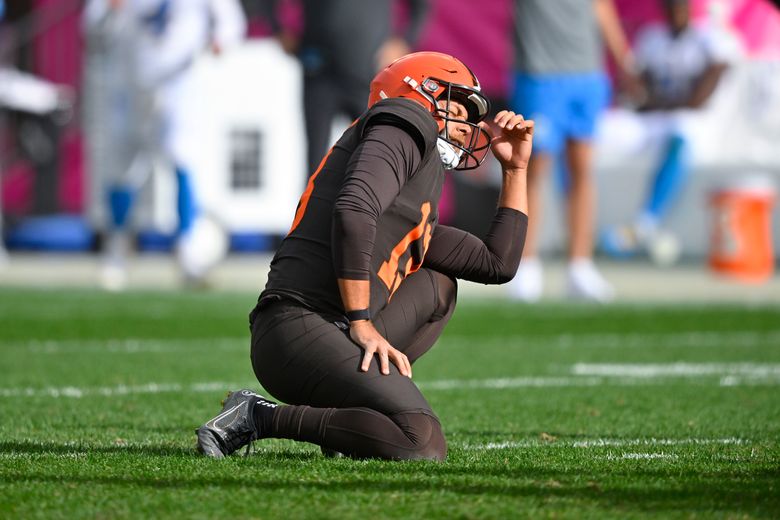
top-left (250, 268), bottom-right (456, 460)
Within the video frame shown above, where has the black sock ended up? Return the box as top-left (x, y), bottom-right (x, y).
top-left (252, 399), bottom-right (278, 438)
top-left (270, 405), bottom-right (335, 444)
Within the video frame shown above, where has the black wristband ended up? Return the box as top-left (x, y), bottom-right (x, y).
top-left (345, 308), bottom-right (371, 322)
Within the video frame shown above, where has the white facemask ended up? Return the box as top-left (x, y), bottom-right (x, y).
top-left (436, 137), bottom-right (463, 170)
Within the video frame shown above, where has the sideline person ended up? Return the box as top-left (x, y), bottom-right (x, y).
top-left (83, 0), bottom-right (246, 290)
top-left (505, 0), bottom-right (634, 302)
top-left (196, 51), bottom-right (533, 461)
top-left (263, 0), bottom-right (430, 176)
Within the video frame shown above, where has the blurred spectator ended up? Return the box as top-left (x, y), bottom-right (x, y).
top-left (0, 68), bottom-right (73, 116)
top-left (505, 0), bottom-right (634, 303)
top-left (412, 0), bottom-right (513, 227)
top-left (262, 0), bottom-right (430, 175)
top-left (1, 0), bottom-right (74, 265)
top-left (0, 2), bottom-right (74, 119)
top-left (82, 0), bottom-right (246, 290)
top-left (599, 0), bottom-right (740, 264)
top-left (82, 0), bottom-right (139, 287)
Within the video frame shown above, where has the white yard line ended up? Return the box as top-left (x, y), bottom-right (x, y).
top-left (3, 363), bottom-right (780, 400)
top-left (417, 377), bottom-right (607, 390)
top-left (422, 364), bottom-right (780, 390)
top-left (460, 437), bottom-right (748, 450)
top-left (606, 453), bottom-right (678, 461)
top-left (0, 452), bottom-right (87, 459)
top-left (7, 337), bottom-right (246, 354)
top-left (719, 375), bottom-right (780, 386)
top-left (572, 362), bottom-right (780, 378)
top-left (0, 378), bottom-right (611, 398)
top-left (0, 381), bottom-right (239, 398)
top-left (569, 437), bottom-right (747, 448)
top-left (5, 329), bottom-right (779, 354)
top-left (445, 330), bottom-right (780, 349)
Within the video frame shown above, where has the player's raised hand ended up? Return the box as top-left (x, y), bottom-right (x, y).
top-left (485, 110), bottom-right (534, 172)
top-left (350, 320), bottom-right (412, 378)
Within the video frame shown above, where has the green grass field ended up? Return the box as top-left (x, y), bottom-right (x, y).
top-left (1, 288), bottom-right (778, 518)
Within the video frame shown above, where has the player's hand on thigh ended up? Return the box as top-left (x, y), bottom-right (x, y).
top-left (349, 321), bottom-right (412, 378)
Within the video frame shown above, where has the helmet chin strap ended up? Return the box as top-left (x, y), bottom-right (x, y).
top-left (436, 136), bottom-right (463, 170)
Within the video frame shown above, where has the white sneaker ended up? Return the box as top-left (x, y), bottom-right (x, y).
top-left (99, 231), bottom-right (130, 291)
top-left (646, 230), bottom-right (681, 267)
top-left (100, 261), bottom-right (128, 292)
top-left (177, 215), bottom-right (228, 283)
top-left (506, 257), bottom-right (543, 302)
top-left (566, 258), bottom-right (614, 303)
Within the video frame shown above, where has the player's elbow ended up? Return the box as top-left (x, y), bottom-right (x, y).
top-left (486, 263), bottom-right (518, 285)
top-left (492, 255), bottom-right (524, 285)
top-left (494, 270), bottom-right (516, 285)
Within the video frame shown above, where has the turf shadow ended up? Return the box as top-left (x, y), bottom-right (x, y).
top-left (1, 471), bottom-right (778, 515)
top-left (0, 440), bottom-right (192, 457)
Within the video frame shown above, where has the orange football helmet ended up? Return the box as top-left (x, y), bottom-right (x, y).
top-left (368, 51), bottom-right (491, 170)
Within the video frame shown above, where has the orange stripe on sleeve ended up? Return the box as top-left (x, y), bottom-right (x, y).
top-left (288, 150), bottom-right (331, 235)
top-left (288, 120), bottom-right (358, 235)
top-left (377, 202), bottom-right (432, 292)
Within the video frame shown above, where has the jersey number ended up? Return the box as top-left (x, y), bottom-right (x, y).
top-left (377, 202), bottom-right (433, 298)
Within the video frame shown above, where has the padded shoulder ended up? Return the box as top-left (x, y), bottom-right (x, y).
top-left (359, 98), bottom-right (439, 157)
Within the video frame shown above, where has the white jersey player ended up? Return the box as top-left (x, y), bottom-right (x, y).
top-left (598, 0), bottom-right (740, 263)
top-left (83, 0), bottom-right (246, 289)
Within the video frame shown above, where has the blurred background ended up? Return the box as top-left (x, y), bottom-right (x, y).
top-left (0, 0), bottom-right (779, 300)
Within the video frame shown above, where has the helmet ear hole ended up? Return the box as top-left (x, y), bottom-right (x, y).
top-left (422, 79), bottom-right (440, 93)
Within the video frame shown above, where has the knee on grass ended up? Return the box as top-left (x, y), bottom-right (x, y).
top-left (388, 411), bottom-right (447, 461)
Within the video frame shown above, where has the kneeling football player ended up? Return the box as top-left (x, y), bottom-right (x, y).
top-left (196, 51), bottom-right (533, 460)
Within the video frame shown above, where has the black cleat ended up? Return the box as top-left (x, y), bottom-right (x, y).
top-left (196, 389), bottom-right (275, 458)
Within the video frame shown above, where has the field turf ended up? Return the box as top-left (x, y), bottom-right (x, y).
top-left (1, 288), bottom-right (778, 518)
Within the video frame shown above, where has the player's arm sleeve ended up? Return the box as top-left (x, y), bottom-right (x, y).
top-left (332, 122), bottom-right (423, 280)
top-left (423, 208), bottom-right (528, 284)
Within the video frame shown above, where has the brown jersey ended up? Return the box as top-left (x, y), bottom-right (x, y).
top-left (260, 98), bottom-right (528, 318)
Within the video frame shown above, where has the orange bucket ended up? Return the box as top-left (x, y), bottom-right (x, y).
top-left (709, 176), bottom-right (776, 283)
